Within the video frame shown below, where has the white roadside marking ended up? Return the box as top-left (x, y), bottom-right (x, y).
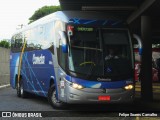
top-left (0, 84), bottom-right (10, 89)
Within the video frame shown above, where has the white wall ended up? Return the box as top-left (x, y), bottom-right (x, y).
top-left (0, 47), bottom-right (10, 85)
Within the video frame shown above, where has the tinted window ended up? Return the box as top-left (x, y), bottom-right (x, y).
top-left (68, 28), bottom-right (132, 81)
top-left (57, 33), bottom-right (67, 70)
top-left (103, 30), bottom-right (128, 45)
top-left (11, 33), bottom-right (23, 52)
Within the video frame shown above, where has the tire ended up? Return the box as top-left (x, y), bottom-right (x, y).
top-left (48, 85), bottom-right (66, 109)
top-left (16, 80), bottom-right (21, 97)
top-left (16, 80), bottom-right (28, 98)
top-left (20, 80), bottom-right (28, 98)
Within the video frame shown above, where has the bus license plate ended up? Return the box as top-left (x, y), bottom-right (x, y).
top-left (98, 96), bottom-right (110, 101)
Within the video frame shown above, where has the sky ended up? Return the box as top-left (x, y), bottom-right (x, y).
top-left (0, 0), bottom-right (59, 40)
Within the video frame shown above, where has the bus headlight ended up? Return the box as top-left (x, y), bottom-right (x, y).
top-left (124, 84), bottom-right (134, 90)
top-left (72, 83), bottom-right (84, 89)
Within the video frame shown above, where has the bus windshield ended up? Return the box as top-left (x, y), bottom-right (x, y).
top-left (68, 26), bottom-right (132, 80)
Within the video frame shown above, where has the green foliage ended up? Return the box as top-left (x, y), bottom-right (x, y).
top-left (0, 40), bottom-right (10, 48)
top-left (29, 6), bottom-right (61, 24)
top-left (152, 44), bottom-right (160, 48)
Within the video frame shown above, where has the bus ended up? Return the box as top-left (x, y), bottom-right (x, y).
top-left (10, 11), bottom-right (135, 108)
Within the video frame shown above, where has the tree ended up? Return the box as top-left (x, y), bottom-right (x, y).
top-left (29, 6), bottom-right (61, 24)
top-left (0, 40), bottom-right (10, 48)
top-left (152, 44), bottom-right (160, 48)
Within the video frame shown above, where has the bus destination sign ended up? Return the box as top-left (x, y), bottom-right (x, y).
top-left (77, 27), bottom-right (94, 32)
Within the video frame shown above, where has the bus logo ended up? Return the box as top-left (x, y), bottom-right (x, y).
top-left (2, 112), bottom-right (11, 117)
top-left (106, 67), bottom-right (112, 73)
top-left (32, 54), bottom-right (45, 64)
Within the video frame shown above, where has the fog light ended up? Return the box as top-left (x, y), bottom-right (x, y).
top-left (70, 93), bottom-right (74, 98)
top-left (72, 83), bottom-right (84, 89)
top-left (124, 84), bottom-right (133, 90)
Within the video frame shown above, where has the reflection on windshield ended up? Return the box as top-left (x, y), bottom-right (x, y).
top-left (69, 47), bottom-right (103, 76)
top-left (68, 28), bottom-right (132, 80)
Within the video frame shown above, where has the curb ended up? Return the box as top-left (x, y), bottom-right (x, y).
top-left (0, 84), bottom-right (10, 89)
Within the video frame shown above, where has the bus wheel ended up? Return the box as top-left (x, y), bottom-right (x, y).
top-left (48, 85), bottom-right (66, 109)
top-left (16, 81), bottom-right (21, 97)
top-left (19, 80), bottom-right (28, 98)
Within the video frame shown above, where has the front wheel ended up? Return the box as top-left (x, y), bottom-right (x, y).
top-left (48, 85), bottom-right (66, 109)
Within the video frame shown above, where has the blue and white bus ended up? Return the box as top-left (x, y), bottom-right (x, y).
top-left (10, 11), bottom-right (135, 108)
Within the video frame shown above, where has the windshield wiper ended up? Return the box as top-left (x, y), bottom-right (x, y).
top-left (83, 63), bottom-right (95, 79)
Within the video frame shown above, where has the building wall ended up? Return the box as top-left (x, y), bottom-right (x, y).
top-left (0, 47), bottom-right (10, 85)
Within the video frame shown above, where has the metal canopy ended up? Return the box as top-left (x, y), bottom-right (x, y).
top-left (60, 0), bottom-right (143, 11)
top-left (60, 0), bottom-right (160, 42)
top-left (59, 0), bottom-right (144, 18)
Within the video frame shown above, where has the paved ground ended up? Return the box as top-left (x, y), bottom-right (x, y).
top-left (0, 83), bottom-right (160, 119)
top-left (0, 87), bottom-right (52, 111)
top-left (0, 87), bottom-right (135, 120)
top-left (0, 86), bottom-right (160, 112)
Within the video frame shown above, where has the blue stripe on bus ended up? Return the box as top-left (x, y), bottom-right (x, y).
top-left (11, 49), bottom-right (56, 97)
top-left (10, 53), bottom-right (20, 89)
top-left (22, 53), bottom-right (46, 96)
top-left (84, 20), bottom-right (97, 24)
top-left (69, 18), bottom-right (124, 27)
top-left (65, 75), bottom-right (131, 89)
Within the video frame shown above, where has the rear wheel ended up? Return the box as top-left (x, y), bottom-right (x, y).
top-left (48, 85), bottom-right (66, 109)
top-left (16, 80), bottom-right (28, 98)
top-left (20, 80), bottom-right (28, 98)
top-left (16, 81), bottom-right (21, 97)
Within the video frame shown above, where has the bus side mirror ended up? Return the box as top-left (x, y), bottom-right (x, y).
top-left (59, 31), bottom-right (68, 53)
top-left (133, 34), bottom-right (142, 55)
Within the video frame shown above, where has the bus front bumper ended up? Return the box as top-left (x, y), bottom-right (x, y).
top-left (65, 85), bottom-right (134, 104)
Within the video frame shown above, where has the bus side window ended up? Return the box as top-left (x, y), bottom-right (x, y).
top-left (11, 34), bottom-right (23, 52)
top-left (11, 36), bottom-right (15, 51)
top-left (57, 33), bottom-right (67, 70)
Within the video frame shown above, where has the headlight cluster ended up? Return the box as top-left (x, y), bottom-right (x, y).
top-left (124, 84), bottom-right (134, 90)
top-left (71, 83), bottom-right (84, 89)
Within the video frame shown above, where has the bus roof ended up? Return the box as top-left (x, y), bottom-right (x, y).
top-left (12, 11), bottom-right (126, 36)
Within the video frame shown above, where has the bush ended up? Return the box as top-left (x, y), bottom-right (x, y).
top-left (0, 40), bottom-right (10, 48)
